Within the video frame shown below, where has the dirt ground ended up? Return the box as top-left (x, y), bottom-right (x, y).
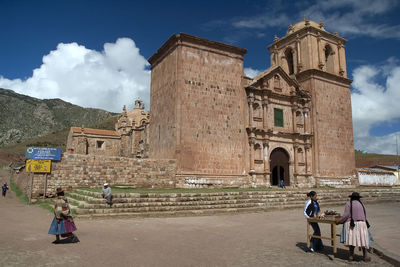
top-left (1, 170), bottom-right (399, 267)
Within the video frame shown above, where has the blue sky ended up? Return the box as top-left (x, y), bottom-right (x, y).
top-left (1, 0), bottom-right (400, 155)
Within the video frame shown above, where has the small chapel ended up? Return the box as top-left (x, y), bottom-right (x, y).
top-left (148, 18), bottom-right (356, 188)
top-left (66, 99), bottom-right (150, 158)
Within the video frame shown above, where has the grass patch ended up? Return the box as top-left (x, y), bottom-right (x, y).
top-left (9, 173), bottom-right (30, 204)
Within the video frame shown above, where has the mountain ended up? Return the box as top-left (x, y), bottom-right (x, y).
top-left (0, 88), bottom-right (115, 147)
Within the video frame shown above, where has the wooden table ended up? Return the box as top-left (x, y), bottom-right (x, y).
top-left (307, 216), bottom-right (339, 253)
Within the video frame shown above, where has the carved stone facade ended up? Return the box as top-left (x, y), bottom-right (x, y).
top-left (67, 99), bottom-right (150, 158)
top-left (149, 19), bottom-right (356, 188)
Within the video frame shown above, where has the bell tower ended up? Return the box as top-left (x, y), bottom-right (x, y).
top-left (268, 18), bottom-right (347, 77)
top-left (267, 18), bottom-right (356, 184)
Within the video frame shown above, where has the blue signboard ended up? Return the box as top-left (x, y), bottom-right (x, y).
top-left (25, 147), bottom-right (62, 161)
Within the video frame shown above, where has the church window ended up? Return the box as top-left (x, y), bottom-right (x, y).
top-left (274, 108), bottom-right (284, 127)
top-left (97, 141), bottom-right (104, 149)
top-left (325, 44), bottom-right (334, 73)
top-left (285, 49), bottom-right (294, 75)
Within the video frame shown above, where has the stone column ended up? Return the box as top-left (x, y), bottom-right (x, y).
top-left (292, 106), bottom-right (297, 133)
top-left (303, 108), bottom-right (309, 134)
top-left (263, 141), bottom-right (269, 173)
top-left (249, 137), bottom-right (255, 173)
top-left (305, 145), bottom-right (310, 174)
top-left (293, 144), bottom-right (298, 175)
top-left (317, 32), bottom-right (324, 70)
top-left (262, 97), bottom-right (269, 130)
top-left (248, 94), bottom-right (254, 128)
top-left (296, 34), bottom-right (302, 73)
top-left (337, 42), bottom-right (345, 76)
top-left (263, 141), bottom-right (271, 187)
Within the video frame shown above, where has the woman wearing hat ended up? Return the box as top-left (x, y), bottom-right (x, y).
top-left (48, 187), bottom-right (79, 243)
top-left (336, 192), bottom-right (370, 262)
top-left (101, 183), bottom-right (113, 207)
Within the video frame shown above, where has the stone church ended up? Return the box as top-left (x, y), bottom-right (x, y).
top-left (148, 18), bottom-right (356, 188)
top-left (67, 99), bottom-right (150, 158)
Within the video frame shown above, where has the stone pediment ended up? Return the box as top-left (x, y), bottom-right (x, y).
top-left (246, 66), bottom-right (300, 98)
top-left (249, 66), bottom-right (299, 89)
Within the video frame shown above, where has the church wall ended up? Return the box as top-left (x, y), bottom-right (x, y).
top-left (304, 75), bottom-right (356, 179)
top-left (30, 154), bottom-right (177, 198)
top-left (175, 43), bottom-right (248, 178)
top-left (86, 136), bottom-right (121, 156)
top-left (149, 49), bottom-right (179, 159)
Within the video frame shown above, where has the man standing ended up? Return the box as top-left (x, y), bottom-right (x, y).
top-left (2, 183), bottom-right (9, 197)
top-left (101, 183), bottom-right (113, 207)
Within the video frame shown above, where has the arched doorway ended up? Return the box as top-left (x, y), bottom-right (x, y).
top-left (270, 147), bottom-right (290, 186)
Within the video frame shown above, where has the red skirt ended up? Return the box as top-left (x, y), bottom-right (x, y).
top-left (64, 220), bottom-right (77, 234)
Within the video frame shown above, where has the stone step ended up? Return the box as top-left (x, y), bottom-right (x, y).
top-left (75, 206), bottom-right (267, 219)
top-left (67, 192), bottom-right (400, 206)
top-left (76, 202), bottom-right (265, 215)
top-left (72, 188), bottom-right (400, 199)
top-left (74, 196), bottom-right (400, 215)
top-left (67, 190), bottom-right (400, 208)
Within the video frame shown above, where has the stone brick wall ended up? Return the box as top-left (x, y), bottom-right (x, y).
top-left (149, 34), bottom-right (248, 181)
top-left (31, 154), bottom-right (177, 198)
top-left (305, 74), bottom-right (355, 178)
top-left (149, 48), bottom-right (178, 159)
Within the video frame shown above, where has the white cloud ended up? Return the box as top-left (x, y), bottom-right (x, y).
top-left (244, 67), bottom-right (262, 78)
top-left (0, 38), bottom-right (150, 112)
top-left (226, 0), bottom-right (400, 40)
top-left (301, 0), bottom-right (400, 39)
top-left (351, 59), bottom-right (400, 154)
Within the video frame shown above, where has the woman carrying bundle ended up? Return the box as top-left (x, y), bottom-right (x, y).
top-left (48, 187), bottom-right (79, 243)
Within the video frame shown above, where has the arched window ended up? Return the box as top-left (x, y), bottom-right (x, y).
top-left (285, 48), bottom-right (294, 75)
top-left (324, 44), bottom-right (334, 73)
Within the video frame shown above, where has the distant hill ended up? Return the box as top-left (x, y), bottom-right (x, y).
top-left (0, 88), bottom-right (115, 148)
top-left (0, 115), bottom-right (119, 165)
top-left (355, 150), bottom-right (400, 168)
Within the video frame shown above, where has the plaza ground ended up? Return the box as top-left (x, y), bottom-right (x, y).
top-left (1, 172), bottom-right (399, 266)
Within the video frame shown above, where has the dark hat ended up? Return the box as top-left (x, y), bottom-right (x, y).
top-left (56, 187), bottom-right (64, 193)
top-left (348, 192), bottom-right (362, 198)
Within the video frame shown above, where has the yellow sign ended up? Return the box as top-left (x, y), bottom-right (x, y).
top-left (26, 159), bottom-right (51, 173)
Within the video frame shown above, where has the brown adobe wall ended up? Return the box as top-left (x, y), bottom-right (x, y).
top-left (30, 154), bottom-right (177, 198)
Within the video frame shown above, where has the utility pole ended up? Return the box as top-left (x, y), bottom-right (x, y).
top-left (397, 134), bottom-right (399, 185)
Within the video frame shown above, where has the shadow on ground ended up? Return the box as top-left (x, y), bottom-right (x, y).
top-left (295, 242), bottom-right (373, 263)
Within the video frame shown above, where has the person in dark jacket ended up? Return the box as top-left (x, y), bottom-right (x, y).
top-left (2, 183), bottom-right (9, 197)
top-left (304, 191), bottom-right (324, 252)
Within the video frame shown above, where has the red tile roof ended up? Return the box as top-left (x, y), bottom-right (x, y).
top-left (71, 127), bottom-right (119, 137)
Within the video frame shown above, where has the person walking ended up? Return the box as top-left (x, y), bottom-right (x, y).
top-left (101, 183), bottom-right (113, 207)
top-left (48, 187), bottom-right (79, 243)
top-left (335, 192), bottom-right (371, 262)
top-left (2, 183), bottom-right (9, 197)
top-left (304, 191), bottom-right (324, 252)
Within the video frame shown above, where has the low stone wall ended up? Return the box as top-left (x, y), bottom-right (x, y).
top-left (31, 154), bottom-right (177, 198)
top-left (315, 175), bottom-right (358, 188)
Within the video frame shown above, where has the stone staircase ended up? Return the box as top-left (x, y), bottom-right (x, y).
top-left (66, 188), bottom-right (400, 219)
